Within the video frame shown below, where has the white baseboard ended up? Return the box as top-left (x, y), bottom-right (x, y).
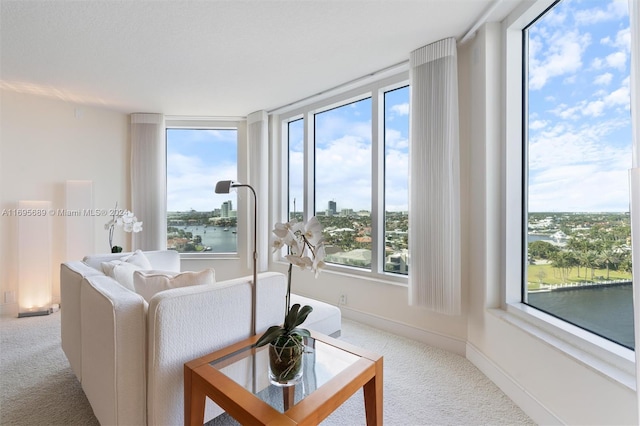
top-left (466, 341), bottom-right (561, 425)
top-left (339, 305), bottom-right (466, 356)
top-left (0, 303), bottom-right (18, 318)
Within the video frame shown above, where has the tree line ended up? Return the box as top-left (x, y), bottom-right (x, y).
top-left (528, 222), bottom-right (631, 282)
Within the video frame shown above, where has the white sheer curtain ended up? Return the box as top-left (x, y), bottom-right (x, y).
top-left (408, 37), bottom-right (461, 315)
top-left (628, 0), bottom-right (640, 420)
top-left (130, 113), bottom-right (166, 251)
top-left (247, 110), bottom-right (269, 272)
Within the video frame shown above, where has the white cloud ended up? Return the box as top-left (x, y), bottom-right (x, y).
top-left (616, 27), bottom-right (631, 51)
top-left (602, 27), bottom-right (631, 51)
top-left (591, 50), bottom-right (627, 71)
top-left (582, 100), bottom-right (605, 117)
top-left (315, 134), bottom-right (372, 211)
top-left (549, 80), bottom-right (629, 119)
top-left (530, 120), bottom-right (548, 130)
top-left (604, 85), bottom-right (630, 107)
top-left (574, 0), bottom-right (628, 25)
top-left (384, 149), bottom-right (409, 211)
top-left (529, 30), bottom-right (590, 90)
top-left (591, 57), bottom-right (604, 69)
top-left (167, 152), bottom-right (237, 211)
top-left (527, 117), bottom-right (632, 211)
top-left (605, 51), bottom-right (627, 70)
top-left (385, 129), bottom-right (408, 150)
top-left (594, 72), bottom-right (613, 85)
top-left (390, 103), bottom-right (409, 117)
top-left (529, 166), bottom-right (629, 212)
top-left (549, 103), bottom-right (581, 120)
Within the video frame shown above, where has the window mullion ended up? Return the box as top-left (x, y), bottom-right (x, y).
top-left (305, 112), bottom-right (315, 221)
top-left (371, 89), bottom-right (384, 274)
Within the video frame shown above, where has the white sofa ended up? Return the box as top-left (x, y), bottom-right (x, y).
top-left (60, 250), bottom-right (341, 426)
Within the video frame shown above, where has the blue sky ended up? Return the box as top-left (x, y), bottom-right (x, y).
top-left (166, 128), bottom-right (237, 212)
top-left (166, 87), bottom-right (410, 214)
top-left (289, 87), bottom-right (409, 214)
top-left (527, 0), bottom-right (631, 212)
top-left (166, 1), bottom-right (631, 215)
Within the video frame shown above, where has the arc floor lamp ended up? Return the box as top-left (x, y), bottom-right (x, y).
top-left (215, 180), bottom-right (258, 336)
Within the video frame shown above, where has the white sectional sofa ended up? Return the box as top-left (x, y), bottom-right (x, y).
top-left (60, 250), bottom-right (341, 426)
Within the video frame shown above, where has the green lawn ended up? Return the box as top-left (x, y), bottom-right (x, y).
top-left (527, 263), bottom-right (632, 290)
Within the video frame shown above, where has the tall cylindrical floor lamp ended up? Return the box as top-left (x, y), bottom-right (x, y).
top-left (215, 180), bottom-right (257, 336)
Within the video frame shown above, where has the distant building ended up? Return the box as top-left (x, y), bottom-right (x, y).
top-left (325, 249), bottom-right (371, 268)
top-left (328, 200), bottom-right (337, 216)
top-left (221, 200), bottom-right (233, 218)
top-left (385, 249), bottom-right (409, 274)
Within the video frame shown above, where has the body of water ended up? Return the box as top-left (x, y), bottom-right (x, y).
top-left (528, 234), bottom-right (554, 243)
top-left (171, 225), bottom-right (238, 253)
top-left (528, 284), bottom-right (634, 349)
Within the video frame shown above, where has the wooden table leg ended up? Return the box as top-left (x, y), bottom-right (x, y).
top-left (184, 368), bottom-right (206, 426)
top-left (283, 384), bottom-right (296, 411)
top-left (363, 357), bottom-right (383, 426)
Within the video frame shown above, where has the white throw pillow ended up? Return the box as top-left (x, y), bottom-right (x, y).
top-left (100, 261), bottom-right (141, 291)
top-left (133, 268), bottom-right (216, 302)
top-left (100, 250), bottom-right (153, 291)
top-left (119, 249), bottom-right (152, 269)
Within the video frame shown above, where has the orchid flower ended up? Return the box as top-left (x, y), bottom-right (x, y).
top-left (105, 203), bottom-right (143, 252)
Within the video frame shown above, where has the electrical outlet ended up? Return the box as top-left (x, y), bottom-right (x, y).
top-left (339, 294), bottom-right (347, 305)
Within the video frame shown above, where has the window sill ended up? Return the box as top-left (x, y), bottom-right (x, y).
top-left (273, 260), bottom-right (408, 287)
top-left (490, 303), bottom-right (635, 391)
top-left (178, 252), bottom-right (239, 261)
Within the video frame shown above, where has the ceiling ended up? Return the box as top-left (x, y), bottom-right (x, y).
top-left (1, 0), bottom-right (521, 117)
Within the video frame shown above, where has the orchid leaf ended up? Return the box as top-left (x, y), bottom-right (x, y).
top-left (291, 305), bottom-right (313, 329)
top-left (255, 325), bottom-right (285, 347)
top-left (284, 304), bottom-right (301, 330)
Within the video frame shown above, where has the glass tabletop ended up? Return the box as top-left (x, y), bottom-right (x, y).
top-left (209, 337), bottom-right (361, 413)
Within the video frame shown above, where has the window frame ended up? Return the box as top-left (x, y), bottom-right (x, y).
top-left (164, 117), bottom-right (246, 260)
top-left (501, 0), bottom-right (635, 386)
top-left (274, 72), bottom-right (410, 285)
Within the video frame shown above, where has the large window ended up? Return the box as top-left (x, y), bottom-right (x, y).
top-left (523, 0), bottom-right (633, 348)
top-left (281, 77), bottom-right (409, 279)
top-left (315, 97), bottom-right (373, 269)
top-left (166, 127), bottom-right (238, 254)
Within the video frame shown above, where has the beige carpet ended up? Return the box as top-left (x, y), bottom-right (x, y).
top-left (1, 311), bottom-right (534, 426)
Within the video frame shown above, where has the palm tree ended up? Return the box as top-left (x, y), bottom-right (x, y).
top-left (582, 250), bottom-right (598, 281)
top-left (552, 251), bottom-right (574, 282)
top-left (597, 249), bottom-right (618, 280)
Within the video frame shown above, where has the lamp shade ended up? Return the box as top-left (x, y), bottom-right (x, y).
top-left (215, 180), bottom-right (236, 194)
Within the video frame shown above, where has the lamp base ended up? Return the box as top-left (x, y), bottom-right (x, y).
top-left (18, 307), bottom-right (53, 318)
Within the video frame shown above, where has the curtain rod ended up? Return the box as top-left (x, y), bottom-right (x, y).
top-left (268, 60), bottom-right (409, 115)
top-left (460, 0), bottom-right (504, 44)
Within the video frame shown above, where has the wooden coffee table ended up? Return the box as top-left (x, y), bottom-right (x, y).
top-left (184, 330), bottom-right (383, 425)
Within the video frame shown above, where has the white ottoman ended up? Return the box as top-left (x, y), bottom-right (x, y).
top-left (290, 294), bottom-right (342, 338)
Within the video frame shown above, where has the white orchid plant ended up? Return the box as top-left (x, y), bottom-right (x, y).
top-left (104, 203), bottom-right (143, 253)
top-left (255, 216), bottom-right (326, 348)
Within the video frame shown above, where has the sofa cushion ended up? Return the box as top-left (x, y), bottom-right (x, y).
top-left (84, 249), bottom-right (178, 272)
top-left (120, 249), bottom-right (153, 269)
top-left (133, 269), bottom-right (215, 302)
top-left (100, 250), bottom-right (153, 291)
top-left (101, 261), bottom-right (142, 292)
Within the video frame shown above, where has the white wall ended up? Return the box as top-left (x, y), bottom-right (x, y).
top-left (0, 90), bottom-right (129, 316)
